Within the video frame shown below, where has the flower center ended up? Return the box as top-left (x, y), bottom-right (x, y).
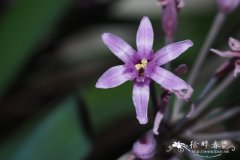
top-left (135, 59), bottom-right (148, 77)
top-left (135, 59), bottom-right (148, 70)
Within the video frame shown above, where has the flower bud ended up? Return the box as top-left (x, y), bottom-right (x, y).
top-left (162, 0), bottom-right (178, 37)
top-left (132, 131), bottom-right (156, 159)
top-left (160, 0), bottom-right (185, 37)
top-left (217, 0), bottom-right (240, 14)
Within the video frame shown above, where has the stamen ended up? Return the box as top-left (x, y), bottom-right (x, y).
top-left (135, 64), bottom-right (142, 71)
top-left (141, 59), bottom-right (148, 65)
top-left (135, 59), bottom-right (148, 71)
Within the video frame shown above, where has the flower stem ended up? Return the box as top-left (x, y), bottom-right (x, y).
top-left (192, 106), bottom-right (240, 132)
top-left (172, 12), bottom-right (226, 120)
top-left (186, 100), bottom-right (194, 118)
top-left (153, 90), bottom-right (171, 135)
top-left (187, 12), bottom-right (226, 86)
top-left (171, 99), bottom-right (184, 122)
top-left (162, 36), bottom-right (174, 120)
top-left (165, 35), bottom-right (174, 45)
top-left (193, 72), bottom-right (235, 117)
top-left (170, 72), bottom-right (236, 136)
top-left (196, 76), bottom-right (218, 102)
top-left (184, 131), bottom-right (240, 141)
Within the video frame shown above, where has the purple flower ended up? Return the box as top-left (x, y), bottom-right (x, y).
top-left (96, 16), bottom-right (193, 124)
top-left (211, 37), bottom-right (240, 77)
top-left (159, 0), bottom-right (184, 37)
top-left (217, 0), bottom-right (240, 13)
top-left (132, 131), bottom-right (156, 159)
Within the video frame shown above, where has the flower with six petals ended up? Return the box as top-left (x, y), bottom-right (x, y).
top-left (96, 16), bottom-right (193, 124)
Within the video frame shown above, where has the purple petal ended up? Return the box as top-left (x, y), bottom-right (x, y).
top-left (153, 111), bottom-right (164, 135)
top-left (162, 0), bottom-right (178, 37)
top-left (229, 37), bottom-right (240, 52)
top-left (210, 49), bottom-right (240, 58)
top-left (132, 131), bottom-right (156, 159)
top-left (136, 16), bottom-right (154, 57)
top-left (96, 65), bottom-right (132, 89)
top-left (102, 33), bottom-right (136, 63)
top-left (234, 60), bottom-right (240, 77)
top-left (132, 81), bottom-right (150, 124)
top-left (150, 67), bottom-right (193, 99)
top-left (217, 0), bottom-right (240, 13)
top-left (154, 40), bottom-right (193, 66)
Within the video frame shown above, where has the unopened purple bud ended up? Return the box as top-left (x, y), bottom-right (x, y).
top-left (132, 131), bottom-right (156, 159)
top-left (160, 0), bottom-right (184, 37)
top-left (174, 64), bottom-right (188, 76)
top-left (162, 0), bottom-right (178, 37)
top-left (217, 0), bottom-right (240, 14)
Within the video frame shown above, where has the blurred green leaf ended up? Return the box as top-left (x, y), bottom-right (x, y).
top-left (85, 82), bottom-right (135, 130)
top-left (0, 96), bottom-right (91, 160)
top-left (0, 0), bottom-right (71, 93)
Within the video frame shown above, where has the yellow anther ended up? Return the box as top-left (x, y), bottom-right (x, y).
top-left (135, 64), bottom-right (142, 71)
top-left (141, 59), bottom-right (148, 69)
top-left (141, 59), bottom-right (148, 65)
top-left (135, 59), bottom-right (148, 70)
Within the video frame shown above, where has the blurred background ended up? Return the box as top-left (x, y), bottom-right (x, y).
top-left (0, 0), bottom-right (239, 159)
